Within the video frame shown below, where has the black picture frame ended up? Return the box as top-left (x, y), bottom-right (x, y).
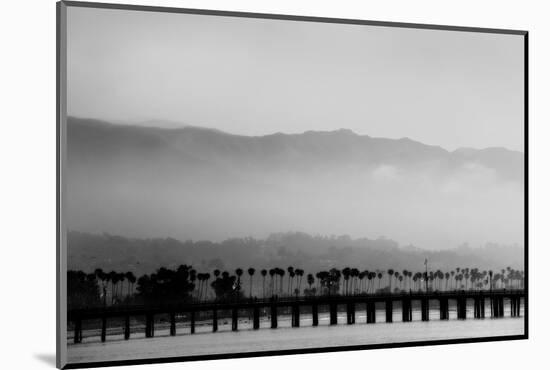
top-left (56, 1), bottom-right (528, 368)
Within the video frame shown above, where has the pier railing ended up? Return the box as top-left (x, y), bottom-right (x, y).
top-left (68, 289), bottom-right (525, 344)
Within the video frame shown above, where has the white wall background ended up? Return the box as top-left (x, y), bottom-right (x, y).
top-left (0, 0), bottom-right (547, 369)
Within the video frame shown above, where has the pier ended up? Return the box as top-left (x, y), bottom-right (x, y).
top-left (68, 289), bottom-right (524, 344)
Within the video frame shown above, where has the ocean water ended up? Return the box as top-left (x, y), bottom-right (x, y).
top-left (67, 300), bottom-right (525, 364)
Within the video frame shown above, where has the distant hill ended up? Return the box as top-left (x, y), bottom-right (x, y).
top-left (65, 117), bottom-right (524, 250)
top-left (67, 117), bottom-right (523, 181)
top-left (67, 231), bottom-right (524, 289)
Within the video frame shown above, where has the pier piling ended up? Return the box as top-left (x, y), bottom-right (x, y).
top-left (271, 304), bottom-right (278, 328)
top-left (312, 303), bottom-right (319, 326)
top-left (101, 316), bottom-right (107, 342)
top-left (421, 298), bottom-right (429, 321)
top-left (145, 313), bottom-right (154, 338)
top-left (212, 309), bottom-right (218, 332)
top-left (330, 303), bottom-right (338, 325)
top-left (169, 312), bottom-right (176, 336)
top-left (516, 297), bottom-right (521, 317)
top-left (346, 302), bottom-right (355, 324)
top-left (474, 298), bottom-right (480, 319)
top-left (74, 317), bottom-right (82, 344)
top-left (385, 299), bottom-right (393, 323)
top-left (491, 296), bottom-right (504, 318)
top-left (402, 298), bottom-right (412, 322)
top-left (231, 308), bottom-right (238, 331)
top-left (190, 310), bottom-right (195, 334)
top-left (124, 315), bottom-right (131, 339)
top-left (68, 290), bottom-right (525, 343)
top-left (253, 306), bottom-right (260, 329)
top-left (366, 301), bottom-right (376, 323)
top-left (457, 297), bottom-right (467, 319)
top-left (439, 298), bottom-right (449, 320)
top-left (292, 304), bottom-right (300, 327)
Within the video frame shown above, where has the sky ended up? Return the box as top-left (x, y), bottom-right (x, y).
top-left (67, 6), bottom-right (525, 151)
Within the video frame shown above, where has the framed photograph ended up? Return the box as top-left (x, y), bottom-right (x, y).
top-left (56, 1), bottom-right (528, 368)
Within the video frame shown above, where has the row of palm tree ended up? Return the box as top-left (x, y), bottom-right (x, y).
top-left (93, 268), bottom-right (136, 305)
top-left (76, 265), bottom-right (524, 307)
top-left (209, 266), bottom-right (524, 298)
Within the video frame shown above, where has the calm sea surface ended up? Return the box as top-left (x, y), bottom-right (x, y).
top-left (68, 300), bottom-right (525, 364)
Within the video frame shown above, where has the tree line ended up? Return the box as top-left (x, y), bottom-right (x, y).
top-left (67, 265), bottom-right (524, 309)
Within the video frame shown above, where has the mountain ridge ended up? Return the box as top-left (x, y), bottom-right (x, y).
top-left (68, 116), bottom-right (523, 154)
top-left (67, 116), bottom-right (523, 182)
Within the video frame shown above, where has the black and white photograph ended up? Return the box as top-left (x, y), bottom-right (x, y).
top-left (57, 1), bottom-right (527, 368)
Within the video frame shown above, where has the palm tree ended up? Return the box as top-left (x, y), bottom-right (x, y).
top-left (114, 273), bottom-right (122, 303)
top-left (317, 271), bottom-right (328, 295)
top-left (403, 270), bottom-right (409, 288)
top-left (315, 272), bottom-right (322, 294)
top-left (117, 272), bottom-right (126, 298)
top-left (295, 269), bottom-right (304, 295)
top-left (269, 269), bottom-right (275, 296)
top-left (377, 272), bottom-right (383, 291)
top-left (247, 267), bottom-right (255, 298)
top-left (450, 271), bottom-right (456, 289)
top-left (287, 266), bottom-right (294, 296)
top-left (387, 269), bottom-right (394, 292)
top-left (328, 268), bottom-right (341, 296)
top-left (289, 270), bottom-right (296, 296)
top-left (358, 272), bottom-right (365, 293)
top-left (394, 271), bottom-right (400, 291)
top-left (94, 268), bottom-right (105, 286)
top-left (189, 269), bottom-right (197, 299)
top-left (261, 269), bottom-right (267, 298)
top-left (203, 272), bottom-right (211, 300)
top-left (366, 271), bottom-right (373, 293)
top-left (342, 267), bottom-right (351, 295)
top-left (125, 271), bottom-right (136, 297)
top-left (108, 271), bottom-right (117, 304)
top-left (458, 274), bottom-right (464, 289)
top-left (278, 268), bottom-right (285, 295)
top-left (212, 270), bottom-right (221, 297)
top-left (235, 268), bottom-right (243, 295)
top-left (94, 269), bottom-right (108, 306)
top-left (196, 273), bottom-right (204, 300)
top-left (470, 273), bottom-right (476, 291)
top-left (307, 273), bottom-right (314, 291)
top-left (350, 268), bottom-right (359, 294)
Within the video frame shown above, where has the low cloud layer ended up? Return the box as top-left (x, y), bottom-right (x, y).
top-left (66, 117), bottom-right (524, 250)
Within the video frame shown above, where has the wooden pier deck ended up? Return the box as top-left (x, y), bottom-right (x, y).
top-left (68, 289), bottom-right (524, 344)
